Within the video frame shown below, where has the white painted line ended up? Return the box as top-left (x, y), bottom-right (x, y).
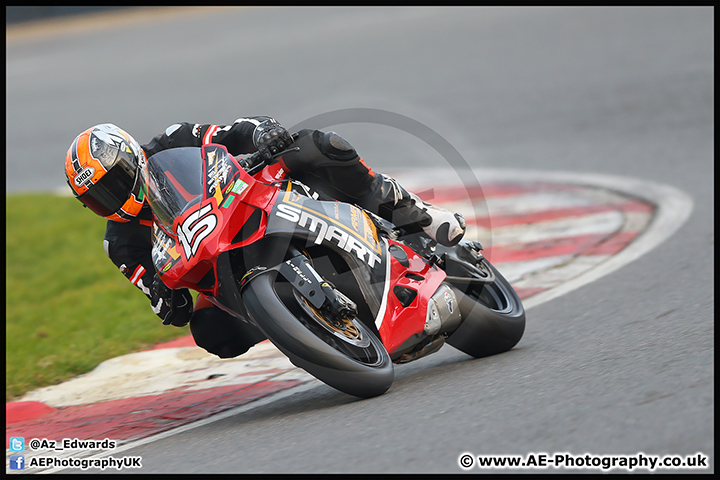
top-left (479, 189), bottom-right (628, 216)
top-left (511, 255), bottom-right (611, 291)
top-left (487, 210), bottom-right (624, 246)
top-left (394, 168), bottom-right (693, 309)
top-left (495, 256), bottom-right (575, 284)
top-left (478, 170), bottom-right (694, 310)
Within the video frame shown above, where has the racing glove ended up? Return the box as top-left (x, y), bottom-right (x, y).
top-left (151, 274), bottom-right (193, 327)
top-left (252, 118), bottom-right (293, 162)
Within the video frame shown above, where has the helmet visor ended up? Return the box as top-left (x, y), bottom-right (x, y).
top-left (78, 162), bottom-right (138, 217)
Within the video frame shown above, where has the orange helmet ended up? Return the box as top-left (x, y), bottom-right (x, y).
top-left (65, 124), bottom-right (146, 222)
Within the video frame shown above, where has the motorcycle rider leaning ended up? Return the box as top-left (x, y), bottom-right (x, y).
top-left (64, 118), bottom-right (466, 359)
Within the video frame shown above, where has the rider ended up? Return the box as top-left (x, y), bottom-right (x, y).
top-left (64, 118), bottom-right (466, 358)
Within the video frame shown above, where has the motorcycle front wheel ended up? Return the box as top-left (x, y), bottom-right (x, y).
top-left (241, 271), bottom-right (394, 398)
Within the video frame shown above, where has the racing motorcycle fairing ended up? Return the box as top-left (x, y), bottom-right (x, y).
top-left (267, 183), bottom-right (385, 270)
top-left (378, 240), bottom-right (451, 358)
top-left (147, 144), bottom-right (277, 295)
top-left (262, 185), bottom-right (457, 358)
top-left (147, 143), bottom-right (459, 358)
top-left (145, 143), bottom-right (524, 389)
top-left (258, 185), bottom-right (390, 330)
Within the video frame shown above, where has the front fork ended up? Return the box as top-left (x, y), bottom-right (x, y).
top-left (278, 247), bottom-right (358, 325)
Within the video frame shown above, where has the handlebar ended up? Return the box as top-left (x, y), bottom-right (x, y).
top-left (239, 145), bottom-right (300, 176)
top-left (238, 151), bottom-right (265, 175)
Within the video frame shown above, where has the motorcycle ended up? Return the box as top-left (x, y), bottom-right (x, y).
top-left (145, 140), bottom-right (525, 398)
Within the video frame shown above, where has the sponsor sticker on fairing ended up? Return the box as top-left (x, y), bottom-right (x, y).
top-left (274, 203), bottom-right (382, 268)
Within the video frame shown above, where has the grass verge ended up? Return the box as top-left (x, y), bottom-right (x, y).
top-left (6, 193), bottom-right (189, 401)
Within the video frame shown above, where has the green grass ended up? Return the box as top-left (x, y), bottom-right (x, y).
top-left (6, 194), bottom-right (189, 401)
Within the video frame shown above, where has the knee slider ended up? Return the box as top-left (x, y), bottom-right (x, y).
top-left (320, 131), bottom-right (357, 161)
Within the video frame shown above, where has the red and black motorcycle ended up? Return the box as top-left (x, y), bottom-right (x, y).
top-left (145, 141), bottom-right (525, 398)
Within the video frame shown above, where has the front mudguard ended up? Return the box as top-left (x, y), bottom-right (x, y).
top-left (214, 235), bottom-right (292, 318)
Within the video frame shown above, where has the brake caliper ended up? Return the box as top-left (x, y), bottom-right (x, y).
top-left (279, 255), bottom-right (358, 322)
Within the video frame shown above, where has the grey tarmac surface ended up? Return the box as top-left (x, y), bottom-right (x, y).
top-left (6, 6), bottom-right (713, 473)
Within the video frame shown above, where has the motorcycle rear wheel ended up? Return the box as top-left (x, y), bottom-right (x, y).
top-left (446, 259), bottom-right (526, 358)
top-left (242, 271), bottom-right (394, 398)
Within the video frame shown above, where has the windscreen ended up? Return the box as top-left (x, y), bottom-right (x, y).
top-left (145, 147), bottom-right (204, 234)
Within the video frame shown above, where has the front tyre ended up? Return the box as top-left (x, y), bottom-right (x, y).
top-left (241, 271), bottom-right (394, 398)
top-left (446, 260), bottom-right (525, 358)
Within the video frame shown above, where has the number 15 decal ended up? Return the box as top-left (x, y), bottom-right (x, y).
top-left (177, 203), bottom-right (217, 261)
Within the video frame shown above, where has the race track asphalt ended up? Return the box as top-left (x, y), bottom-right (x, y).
top-left (6, 6), bottom-right (713, 474)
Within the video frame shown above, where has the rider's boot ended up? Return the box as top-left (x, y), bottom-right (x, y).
top-left (361, 173), bottom-right (467, 247)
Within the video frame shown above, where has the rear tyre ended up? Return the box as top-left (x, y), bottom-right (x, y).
top-left (446, 259), bottom-right (525, 358)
